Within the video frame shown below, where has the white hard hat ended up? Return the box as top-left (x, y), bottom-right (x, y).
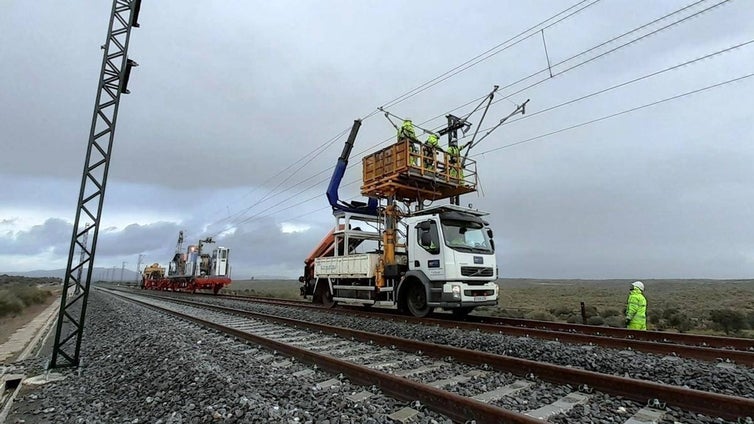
top-left (632, 281), bottom-right (644, 291)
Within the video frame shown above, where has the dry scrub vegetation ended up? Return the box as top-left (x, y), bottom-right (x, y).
top-left (0, 275), bottom-right (58, 318)
top-left (490, 279), bottom-right (754, 336)
top-left (226, 278), bottom-right (754, 337)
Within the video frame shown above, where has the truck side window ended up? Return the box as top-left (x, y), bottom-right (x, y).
top-left (417, 221), bottom-right (440, 254)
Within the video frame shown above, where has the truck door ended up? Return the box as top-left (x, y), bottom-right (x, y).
top-left (410, 219), bottom-right (444, 280)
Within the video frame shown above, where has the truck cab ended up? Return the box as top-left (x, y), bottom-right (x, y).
top-left (400, 205), bottom-right (499, 316)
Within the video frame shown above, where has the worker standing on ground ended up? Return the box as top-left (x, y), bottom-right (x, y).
top-left (423, 133), bottom-right (440, 170)
top-left (625, 281), bottom-right (647, 330)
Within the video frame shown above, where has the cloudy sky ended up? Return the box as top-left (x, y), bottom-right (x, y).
top-left (1, 0), bottom-right (753, 280)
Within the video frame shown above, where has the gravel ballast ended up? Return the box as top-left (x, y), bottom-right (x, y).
top-left (6, 291), bottom-right (451, 423)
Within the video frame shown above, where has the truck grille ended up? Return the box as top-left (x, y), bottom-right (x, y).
top-left (460, 266), bottom-right (494, 277)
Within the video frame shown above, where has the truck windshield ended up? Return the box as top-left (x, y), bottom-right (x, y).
top-left (441, 219), bottom-right (493, 253)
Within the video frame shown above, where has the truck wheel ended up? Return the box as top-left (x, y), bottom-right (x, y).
top-left (315, 283), bottom-right (336, 309)
top-left (406, 283), bottom-right (432, 317)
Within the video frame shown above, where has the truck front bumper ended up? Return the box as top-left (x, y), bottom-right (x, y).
top-left (433, 281), bottom-right (499, 307)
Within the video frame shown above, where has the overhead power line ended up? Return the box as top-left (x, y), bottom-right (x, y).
top-left (207, 3), bottom-right (606, 233)
top-left (209, 0), bottom-right (736, 234)
top-left (474, 72), bottom-right (754, 156)
top-left (461, 38), bottom-right (754, 142)
top-left (369, 0), bottom-right (602, 114)
top-left (214, 1), bottom-right (605, 227)
top-left (216, 36), bottom-right (751, 235)
top-left (490, 0), bottom-right (732, 105)
top-left (205, 125), bottom-right (351, 229)
top-left (416, 0), bottom-right (731, 134)
top-left (344, 0), bottom-right (735, 166)
top-left (273, 71), bottom-right (754, 225)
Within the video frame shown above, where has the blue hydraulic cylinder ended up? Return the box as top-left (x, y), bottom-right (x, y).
top-left (326, 119), bottom-right (378, 216)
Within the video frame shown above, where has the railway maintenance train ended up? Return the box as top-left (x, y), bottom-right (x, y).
top-left (141, 231), bottom-right (231, 294)
top-left (300, 88), bottom-right (527, 317)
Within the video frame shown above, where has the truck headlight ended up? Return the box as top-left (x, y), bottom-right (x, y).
top-left (452, 284), bottom-right (461, 299)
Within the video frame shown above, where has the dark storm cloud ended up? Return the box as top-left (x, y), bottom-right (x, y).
top-left (1, 1), bottom-right (753, 278)
top-left (96, 222), bottom-right (183, 257)
top-left (0, 218), bottom-right (70, 256)
top-left (215, 217), bottom-right (330, 278)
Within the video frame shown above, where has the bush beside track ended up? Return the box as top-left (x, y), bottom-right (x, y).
top-left (0, 275), bottom-right (58, 318)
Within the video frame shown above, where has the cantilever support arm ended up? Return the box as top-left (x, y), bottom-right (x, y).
top-left (462, 99), bottom-right (529, 165)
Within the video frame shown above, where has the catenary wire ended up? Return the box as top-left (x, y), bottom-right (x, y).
top-left (369, 0), bottom-right (603, 114)
top-left (207, 0), bottom-right (734, 235)
top-left (273, 72), bottom-right (754, 225)
top-left (215, 0), bottom-right (605, 224)
top-left (473, 73), bottom-right (754, 156)
top-left (213, 37), bottom-right (750, 235)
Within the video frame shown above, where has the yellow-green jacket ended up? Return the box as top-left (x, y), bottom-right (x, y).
top-left (625, 287), bottom-right (647, 330)
top-left (398, 120), bottom-right (417, 141)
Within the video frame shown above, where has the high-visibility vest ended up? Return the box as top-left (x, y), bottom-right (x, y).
top-left (398, 120), bottom-right (417, 140)
top-left (625, 288), bottom-right (647, 330)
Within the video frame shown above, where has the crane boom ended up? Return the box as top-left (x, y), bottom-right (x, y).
top-left (326, 119), bottom-right (378, 215)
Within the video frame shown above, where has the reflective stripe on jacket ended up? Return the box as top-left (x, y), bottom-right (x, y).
top-left (625, 287), bottom-right (647, 330)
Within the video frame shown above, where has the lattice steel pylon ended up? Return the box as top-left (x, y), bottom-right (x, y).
top-left (51, 0), bottom-right (141, 368)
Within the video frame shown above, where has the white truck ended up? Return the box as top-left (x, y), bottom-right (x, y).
top-left (308, 204), bottom-right (499, 317)
top-left (302, 94), bottom-right (524, 317)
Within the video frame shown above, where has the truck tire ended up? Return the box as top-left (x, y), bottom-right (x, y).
top-left (406, 282), bottom-right (432, 317)
top-left (315, 282), bottom-right (336, 309)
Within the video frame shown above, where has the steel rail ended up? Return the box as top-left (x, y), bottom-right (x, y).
top-left (106, 290), bottom-right (539, 423)
top-left (469, 315), bottom-right (754, 350)
top-left (418, 317), bottom-right (754, 366)
top-left (142, 293), bottom-right (754, 421)
top-left (174, 290), bottom-right (754, 364)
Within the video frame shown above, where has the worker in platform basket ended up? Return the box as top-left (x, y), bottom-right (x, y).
top-left (399, 119), bottom-right (421, 166)
top-left (625, 281), bottom-right (647, 330)
top-left (447, 140), bottom-right (463, 180)
top-left (423, 133), bottom-right (440, 170)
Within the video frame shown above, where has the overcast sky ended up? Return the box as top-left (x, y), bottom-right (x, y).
top-left (1, 0), bottom-right (753, 279)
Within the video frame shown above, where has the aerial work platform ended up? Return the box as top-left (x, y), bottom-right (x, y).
top-left (361, 138), bottom-right (477, 202)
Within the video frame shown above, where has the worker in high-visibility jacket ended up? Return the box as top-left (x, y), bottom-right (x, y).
top-left (399, 120), bottom-right (421, 166)
top-left (423, 133), bottom-right (440, 170)
top-left (625, 281), bottom-right (647, 330)
top-left (398, 119), bottom-right (418, 141)
top-left (447, 143), bottom-right (463, 180)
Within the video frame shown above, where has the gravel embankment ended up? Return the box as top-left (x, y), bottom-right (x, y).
top-left (6, 291), bottom-right (451, 423)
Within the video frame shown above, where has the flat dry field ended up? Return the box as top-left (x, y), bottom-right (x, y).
top-left (228, 278), bottom-right (754, 311)
top-left (226, 278), bottom-right (754, 336)
top-left (497, 278), bottom-right (754, 315)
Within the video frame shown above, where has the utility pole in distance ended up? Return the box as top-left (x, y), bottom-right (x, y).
top-left (120, 261), bottom-right (127, 283)
top-left (135, 253), bottom-right (144, 286)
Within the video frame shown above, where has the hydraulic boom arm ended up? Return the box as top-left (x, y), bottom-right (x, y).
top-left (326, 119), bottom-right (378, 215)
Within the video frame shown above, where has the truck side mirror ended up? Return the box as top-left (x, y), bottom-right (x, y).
top-left (420, 232), bottom-right (432, 246)
top-left (487, 228), bottom-right (494, 239)
top-left (417, 221), bottom-right (431, 231)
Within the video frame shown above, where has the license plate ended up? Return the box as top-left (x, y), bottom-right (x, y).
top-left (474, 296), bottom-right (486, 301)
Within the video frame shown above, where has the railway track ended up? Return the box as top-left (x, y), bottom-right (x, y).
top-left (153, 290), bottom-right (754, 366)
top-left (109, 288), bottom-right (754, 422)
